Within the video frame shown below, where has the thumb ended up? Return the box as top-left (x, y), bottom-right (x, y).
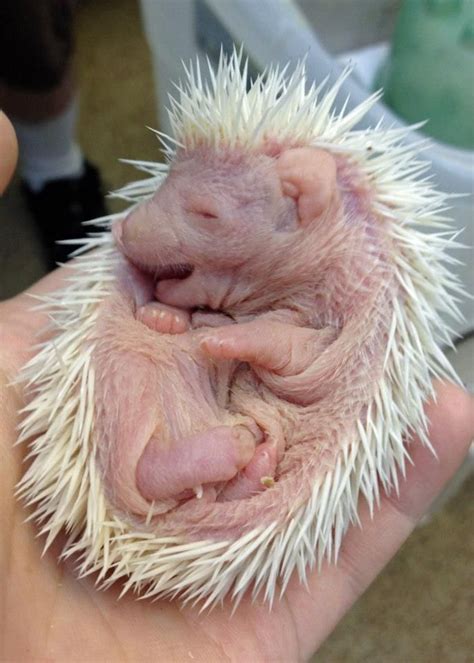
top-left (0, 111), bottom-right (18, 194)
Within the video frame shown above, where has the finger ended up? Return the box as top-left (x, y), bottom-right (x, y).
top-left (386, 381), bottom-right (474, 521)
top-left (1, 262), bottom-right (91, 384)
top-left (0, 111), bottom-right (18, 194)
top-left (286, 381), bottom-right (473, 659)
top-left (1, 264), bottom-right (78, 341)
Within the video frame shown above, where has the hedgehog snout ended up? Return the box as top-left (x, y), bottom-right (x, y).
top-left (113, 207), bottom-right (176, 272)
top-left (112, 218), bottom-right (124, 250)
top-left (113, 214), bottom-right (143, 258)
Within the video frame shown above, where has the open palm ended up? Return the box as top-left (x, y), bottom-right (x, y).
top-left (1, 111), bottom-right (472, 662)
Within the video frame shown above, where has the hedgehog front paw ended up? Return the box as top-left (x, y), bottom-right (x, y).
top-left (136, 302), bottom-right (191, 334)
top-left (199, 319), bottom-right (337, 376)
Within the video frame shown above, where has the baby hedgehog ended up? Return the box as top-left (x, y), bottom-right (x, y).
top-left (17, 50), bottom-right (463, 609)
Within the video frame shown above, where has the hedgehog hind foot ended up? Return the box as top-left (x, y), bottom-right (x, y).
top-left (135, 423), bottom-right (262, 503)
top-left (217, 441), bottom-right (278, 501)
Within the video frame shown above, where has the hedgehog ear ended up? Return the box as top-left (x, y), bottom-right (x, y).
top-left (276, 147), bottom-right (338, 227)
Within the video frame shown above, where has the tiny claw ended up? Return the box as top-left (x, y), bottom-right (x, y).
top-left (194, 485), bottom-right (204, 499)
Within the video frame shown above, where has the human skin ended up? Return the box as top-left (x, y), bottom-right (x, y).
top-left (0, 110), bottom-right (17, 194)
top-left (0, 111), bottom-right (473, 661)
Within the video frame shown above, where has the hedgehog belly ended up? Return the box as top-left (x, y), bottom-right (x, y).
top-left (91, 284), bottom-right (268, 518)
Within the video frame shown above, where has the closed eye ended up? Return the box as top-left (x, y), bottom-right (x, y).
top-left (187, 207), bottom-right (219, 220)
top-left (196, 210), bottom-right (218, 220)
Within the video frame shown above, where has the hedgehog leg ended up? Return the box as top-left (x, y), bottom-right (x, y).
top-left (200, 319), bottom-right (337, 376)
top-left (136, 424), bottom-right (260, 502)
top-left (136, 301), bottom-right (191, 334)
top-left (200, 319), bottom-right (338, 405)
top-left (217, 441), bottom-right (278, 501)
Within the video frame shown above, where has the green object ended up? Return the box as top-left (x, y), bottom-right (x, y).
top-left (377, 0), bottom-right (474, 150)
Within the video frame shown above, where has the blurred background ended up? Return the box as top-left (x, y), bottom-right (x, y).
top-left (0, 1), bottom-right (472, 660)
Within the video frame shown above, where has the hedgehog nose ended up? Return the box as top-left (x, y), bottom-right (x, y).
top-left (115, 210), bottom-right (144, 250)
top-left (113, 213), bottom-right (139, 253)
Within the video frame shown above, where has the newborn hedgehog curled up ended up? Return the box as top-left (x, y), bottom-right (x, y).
top-left (17, 51), bottom-right (463, 608)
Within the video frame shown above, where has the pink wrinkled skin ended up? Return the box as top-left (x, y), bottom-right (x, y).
top-left (92, 143), bottom-right (394, 540)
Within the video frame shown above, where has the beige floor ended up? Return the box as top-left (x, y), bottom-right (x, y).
top-left (0, 1), bottom-right (472, 661)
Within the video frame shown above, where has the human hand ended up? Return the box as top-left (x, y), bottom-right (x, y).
top-left (1, 111), bottom-right (472, 662)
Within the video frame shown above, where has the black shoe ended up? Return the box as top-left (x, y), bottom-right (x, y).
top-left (22, 160), bottom-right (108, 270)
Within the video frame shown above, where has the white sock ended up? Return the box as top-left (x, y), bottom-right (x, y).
top-left (12, 98), bottom-right (85, 192)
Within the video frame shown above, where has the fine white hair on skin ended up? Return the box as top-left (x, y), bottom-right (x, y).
top-left (16, 48), bottom-right (464, 610)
